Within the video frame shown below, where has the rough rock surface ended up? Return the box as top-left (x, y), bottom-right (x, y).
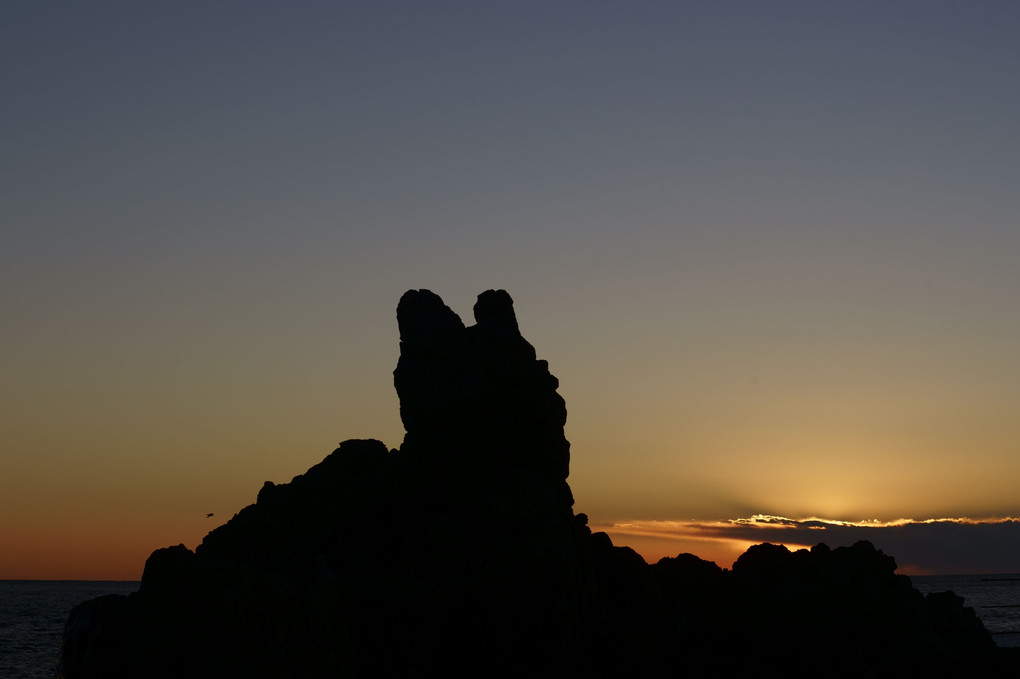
top-left (57, 290), bottom-right (1020, 678)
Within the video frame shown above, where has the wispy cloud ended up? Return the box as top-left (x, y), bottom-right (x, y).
top-left (594, 515), bottom-right (1020, 574)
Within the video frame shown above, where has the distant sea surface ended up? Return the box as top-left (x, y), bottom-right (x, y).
top-left (912, 574), bottom-right (1020, 648)
top-left (2, 576), bottom-right (1019, 676)
top-left (0, 581), bottom-right (139, 679)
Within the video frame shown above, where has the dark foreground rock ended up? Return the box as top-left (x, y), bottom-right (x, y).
top-left (57, 290), bottom-right (1020, 678)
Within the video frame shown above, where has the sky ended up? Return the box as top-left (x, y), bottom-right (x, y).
top-left (2, 1), bottom-right (1019, 579)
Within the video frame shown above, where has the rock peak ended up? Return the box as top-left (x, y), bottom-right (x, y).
top-left (393, 289), bottom-right (571, 512)
top-left (473, 288), bottom-right (519, 336)
top-left (395, 288), bottom-right (464, 347)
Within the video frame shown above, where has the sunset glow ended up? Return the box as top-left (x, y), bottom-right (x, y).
top-left (597, 516), bottom-right (1020, 573)
top-left (3, 2), bottom-right (1020, 579)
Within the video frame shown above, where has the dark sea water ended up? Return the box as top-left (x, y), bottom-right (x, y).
top-left (2, 576), bottom-right (1019, 676)
top-left (0, 581), bottom-right (139, 679)
top-left (912, 574), bottom-right (1020, 649)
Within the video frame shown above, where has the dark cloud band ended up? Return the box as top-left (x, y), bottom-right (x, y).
top-left (602, 516), bottom-right (1020, 574)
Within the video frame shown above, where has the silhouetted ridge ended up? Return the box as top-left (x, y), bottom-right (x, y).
top-left (57, 290), bottom-right (1020, 678)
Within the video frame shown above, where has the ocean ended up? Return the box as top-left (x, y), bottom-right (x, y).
top-left (0, 581), bottom-right (139, 679)
top-left (1, 576), bottom-right (1018, 677)
top-left (911, 574), bottom-right (1020, 649)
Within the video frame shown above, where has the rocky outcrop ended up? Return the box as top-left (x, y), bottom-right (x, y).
top-left (57, 290), bottom-right (1020, 678)
top-left (393, 288), bottom-right (571, 514)
top-left (652, 541), bottom-right (1010, 678)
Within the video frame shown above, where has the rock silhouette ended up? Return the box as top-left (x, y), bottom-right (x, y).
top-left (57, 290), bottom-right (1020, 678)
top-left (393, 288), bottom-right (572, 514)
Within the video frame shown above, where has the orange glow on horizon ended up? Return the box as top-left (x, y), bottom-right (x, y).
top-left (590, 515), bottom-right (1020, 573)
top-left (592, 520), bottom-right (771, 568)
top-left (1, 517), bottom-right (210, 581)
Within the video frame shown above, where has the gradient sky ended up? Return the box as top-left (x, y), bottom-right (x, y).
top-left (3, 1), bottom-right (1019, 579)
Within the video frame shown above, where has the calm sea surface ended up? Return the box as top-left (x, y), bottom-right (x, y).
top-left (2, 576), bottom-right (1018, 676)
top-left (912, 574), bottom-right (1020, 649)
top-left (0, 581), bottom-right (139, 679)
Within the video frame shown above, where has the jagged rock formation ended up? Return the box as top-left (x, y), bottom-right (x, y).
top-left (57, 290), bottom-right (1020, 678)
top-left (393, 288), bottom-right (572, 516)
top-left (653, 541), bottom-right (1007, 677)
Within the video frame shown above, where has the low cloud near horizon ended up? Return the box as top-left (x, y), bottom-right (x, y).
top-left (597, 515), bottom-right (1020, 575)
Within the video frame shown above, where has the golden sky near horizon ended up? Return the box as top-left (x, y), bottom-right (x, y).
top-left (3, 2), bottom-right (1020, 579)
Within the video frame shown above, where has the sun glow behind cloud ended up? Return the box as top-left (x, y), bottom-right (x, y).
top-left (595, 515), bottom-right (1020, 574)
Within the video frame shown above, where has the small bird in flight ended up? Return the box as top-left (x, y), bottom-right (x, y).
top-left (206, 513), bottom-right (214, 518)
